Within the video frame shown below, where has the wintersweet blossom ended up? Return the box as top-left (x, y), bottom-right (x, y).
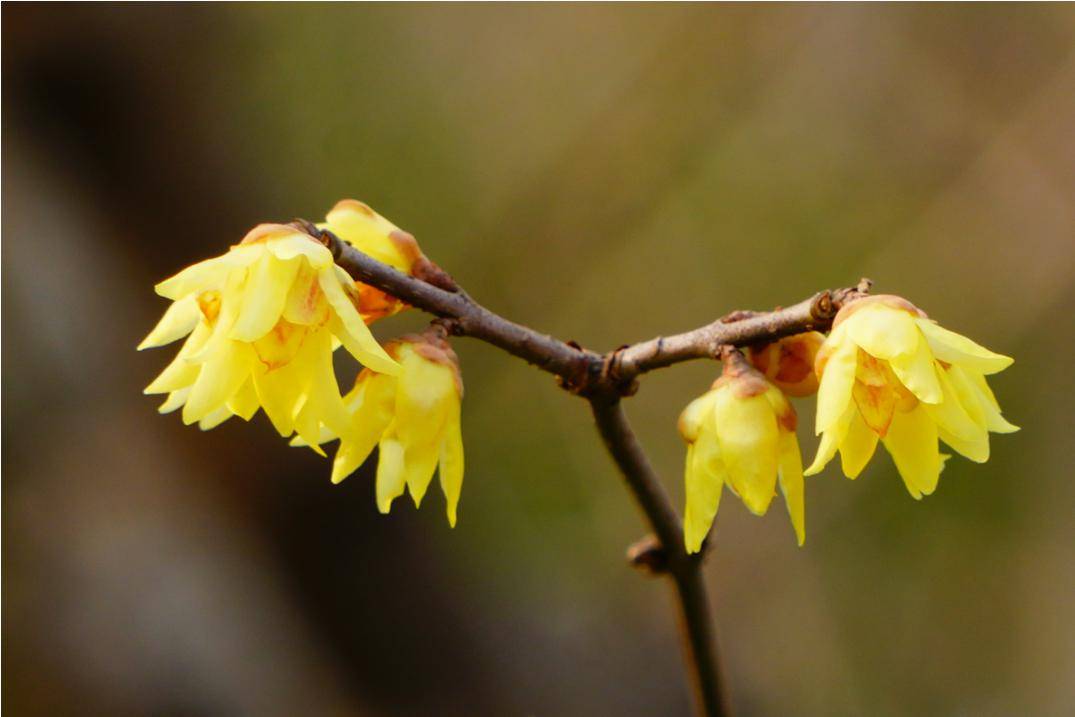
top-left (805, 295), bottom-right (1017, 497)
top-left (139, 224), bottom-right (398, 445)
top-left (680, 355), bottom-right (805, 551)
top-left (296, 329), bottom-right (465, 526)
top-left (320, 199), bottom-right (426, 322)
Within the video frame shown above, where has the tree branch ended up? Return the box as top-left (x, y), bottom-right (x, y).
top-left (590, 397), bottom-right (729, 717)
top-left (321, 228), bottom-right (866, 395)
top-left (315, 225), bottom-right (870, 717)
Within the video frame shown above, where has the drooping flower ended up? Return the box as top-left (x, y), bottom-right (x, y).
top-left (805, 295), bottom-right (1017, 498)
top-left (320, 199), bottom-right (426, 322)
top-left (680, 352), bottom-right (805, 551)
top-left (748, 331), bottom-right (825, 397)
top-left (139, 223), bottom-right (398, 445)
top-left (296, 328), bottom-right (465, 526)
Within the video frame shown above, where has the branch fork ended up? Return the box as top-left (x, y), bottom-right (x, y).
top-left (302, 219), bottom-right (870, 717)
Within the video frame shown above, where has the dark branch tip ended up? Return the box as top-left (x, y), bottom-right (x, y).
top-left (626, 534), bottom-right (669, 575)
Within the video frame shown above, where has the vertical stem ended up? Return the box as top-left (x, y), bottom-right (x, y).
top-left (589, 397), bottom-right (730, 717)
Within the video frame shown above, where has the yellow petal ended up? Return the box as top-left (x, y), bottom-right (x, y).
top-left (845, 304), bottom-right (919, 360)
top-left (375, 434), bottom-right (407, 513)
top-left (182, 339), bottom-right (253, 425)
top-left (881, 404), bottom-right (940, 499)
top-left (915, 318), bottom-right (1014, 375)
top-left (839, 411), bottom-right (879, 479)
top-left (395, 350), bottom-right (455, 506)
top-left (805, 404), bottom-right (854, 476)
top-left (958, 367), bottom-right (1020, 434)
top-left (887, 333), bottom-right (942, 404)
top-left (282, 261), bottom-right (330, 326)
top-left (713, 389), bottom-right (779, 516)
top-left (323, 199), bottom-right (411, 271)
top-left (158, 387), bottom-right (190, 414)
top-left (198, 406), bottom-right (234, 431)
top-left (250, 345), bottom-right (311, 437)
top-left (816, 340), bottom-right (857, 434)
top-left (144, 323), bottom-right (212, 394)
top-left (683, 425), bottom-right (724, 553)
top-left (226, 379), bottom-right (260, 421)
top-left (776, 431), bottom-right (805, 546)
top-left (138, 294), bottom-right (201, 350)
top-left (266, 234), bottom-right (333, 269)
top-left (438, 406), bottom-right (465, 527)
top-left (938, 426), bottom-right (989, 463)
top-left (230, 254), bottom-right (301, 342)
top-left (154, 245), bottom-right (261, 300)
top-left (319, 269), bottom-right (398, 375)
top-left (924, 366), bottom-right (986, 442)
top-left (678, 391), bottom-right (717, 443)
top-left (330, 375), bottom-right (396, 483)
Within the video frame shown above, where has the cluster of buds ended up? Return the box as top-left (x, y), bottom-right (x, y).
top-left (679, 297), bottom-right (1015, 549)
top-left (140, 200), bottom-right (466, 525)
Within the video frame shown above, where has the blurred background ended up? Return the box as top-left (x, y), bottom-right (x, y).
top-left (4, 4), bottom-right (1074, 716)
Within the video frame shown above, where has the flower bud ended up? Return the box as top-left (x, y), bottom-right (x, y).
top-left (748, 331), bottom-right (825, 397)
top-left (679, 353), bottom-right (804, 551)
top-left (320, 199), bottom-right (426, 322)
top-left (295, 327), bottom-right (465, 527)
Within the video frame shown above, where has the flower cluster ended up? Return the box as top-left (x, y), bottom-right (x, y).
top-left (140, 201), bottom-right (466, 525)
top-left (680, 297), bottom-right (1015, 550)
top-left (140, 203), bottom-right (1016, 548)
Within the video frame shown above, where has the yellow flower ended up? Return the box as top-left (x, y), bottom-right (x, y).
top-left (748, 331), bottom-right (825, 397)
top-left (320, 199), bottom-right (425, 322)
top-left (680, 357), bottom-right (805, 551)
top-left (139, 224), bottom-right (398, 446)
top-left (296, 330), bottom-right (465, 526)
top-left (805, 295), bottom-right (1017, 498)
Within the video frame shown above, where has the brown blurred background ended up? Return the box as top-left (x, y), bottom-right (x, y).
top-left (4, 4), bottom-right (1074, 716)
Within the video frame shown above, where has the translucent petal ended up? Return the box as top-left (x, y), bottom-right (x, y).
top-left (887, 333), bottom-right (942, 404)
top-left (182, 340), bottom-right (253, 425)
top-left (158, 387), bottom-right (190, 414)
top-left (438, 405), bottom-right (465, 527)
top-left (839, 411), bottom-right (879, 479)
top-left (957, 367), bottom-right (1020, 434)
top-left (251, 343), bottom-right (312, 437)
top-left (395, 349), bottom-right (455, 506)
top-left (226, 379), bottom-right (260, 421)
top-left (924, 366), bottom-right (986, 442)
top-left (198, 406), bottom-right (234, 431)
top-left (138, 294), bottom-right (201, 350)
top-left (805, 404), bottom-right (854, 476)
top-left (713, 389), bottom-right (779, 516)
top-left (846, 304), bottom-right (919, 360)
top-left (154, 246), bottom-right (260, 300)
top-left (375, 435), bottom-right (407, 513)
top-left (816, 340), bottom-right (858, 434)
top-left (282, 262), bottom-right (330, 326)
top-left (319, 269), bottom-right (398, 375)
top-left (144, 323), bottom-right (212, 394)
top-left (266, 234), bottom-right (333, 269)
top-left (776, 430), bottom-right (805, 546)
top-left (881, 405), bottom-right (940, 499)
top-left (330, 375), bottom-right (396, 483)
top-left (678, 391), bottom-right (717, 443)
top-left (683, 426), bottom-right (724, 553)
top-left (915, 318), bottom-right (1014, 375)
top-left (230, 254), bottom-right (301, 342)
top-left (938, 426), bottom-right (989, 463)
